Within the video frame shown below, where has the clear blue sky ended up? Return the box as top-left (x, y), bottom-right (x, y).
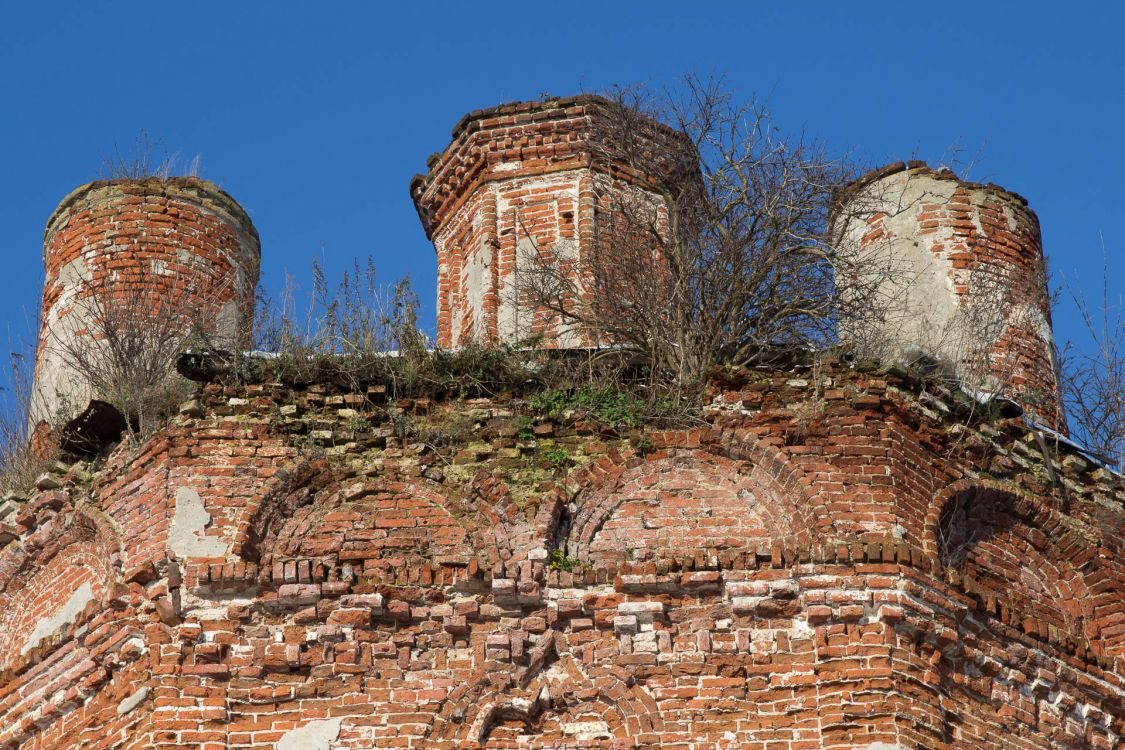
top-left (1, 2), bottom-right (1121, 362)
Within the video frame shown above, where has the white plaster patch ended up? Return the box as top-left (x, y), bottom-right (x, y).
top-left (21, 581), bottom-right (95, 655)
top-left (277, 718), bottom-right (342, 750)
top-left (861, 744), bottom-right (906, 750)
top-left (562, 720), bottom-right (610, 739)
top-left (1010, 303), bottom-right (1054, 346)
top-left (116, 686), bottom-right (149, 715)
top-left (790, 617), bottom-right (815, 638)
top-left (176, 247), bottom-right (206, 269)
top-left (57, 257), bottom-right (92, 286)
top-left (554, 236), bottom-right (578, 262)
top-left (214, 300), bottom-right (241, 348)
top-left (835, 169), bottom-right (1031, 389)
top-left (499, 235), bottom-right (539, 343)
top-left (169, 487), bottom-right (229, 559)
top-left (466, 237), bottom-right (492, 340)
top-left (275, 719), bottom-right (339, 750)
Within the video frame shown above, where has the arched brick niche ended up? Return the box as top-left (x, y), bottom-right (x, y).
top-left (568, 450), bottom-right (800, 567)
top-left (929, 481), bottom-right (1101, 649)
top-left (0, 514), bottom-right (118, 672)
top-left (471, 695), bottom-right (625, 748)
top-left (258, 478), bottom-right (501, 574)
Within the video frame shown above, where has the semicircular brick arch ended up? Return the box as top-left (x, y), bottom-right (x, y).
top-left (469, 468), bottom-right (564, 567)
top-left (253, 473), bottom-right (506, 574)
top-left (470, 468), bottom-right (573, 571)
top-left (568, 448), bottom-right (804, 567)
top-left (235, 456), bottom-right (329, 562)
top-left (707, 425), bottom-right (825, 541)
top-left (925, 479), bottom-right (1112, 652)
top-left (0, 507), bottom-right (120, 672)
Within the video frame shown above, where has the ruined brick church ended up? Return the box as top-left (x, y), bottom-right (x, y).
top-left (0, 96), bottom-right (1121, 749)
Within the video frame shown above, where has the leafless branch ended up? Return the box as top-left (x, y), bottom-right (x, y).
top-left (1059, 239), bottom-right (1125, 469)
top-left (47, 272), bottom-right (227, 439)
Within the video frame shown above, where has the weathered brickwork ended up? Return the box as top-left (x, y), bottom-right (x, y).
top-left (34, 178), bottom-right (260, 426)
top-left (833, 162), bottom-right (1062, 430)
top-left (411, 96), bottom-right (685, 349)
top-left (4, 99), bottom-right (1120, 748)
top-left (0, 362), bottom-right (1121, 749)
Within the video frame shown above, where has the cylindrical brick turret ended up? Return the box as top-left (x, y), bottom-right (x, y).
top-left (833, 161), bottom-right (1062, 430)
top-left (411, 95), bottom-right (690, 349)
top-left (33, 177), bottom-right (260, 426)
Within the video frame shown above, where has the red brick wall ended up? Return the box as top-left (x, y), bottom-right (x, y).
top-left (0, 365), bottom-right (1120, 749)
top-left (0, 520), bottom-right (116, 673)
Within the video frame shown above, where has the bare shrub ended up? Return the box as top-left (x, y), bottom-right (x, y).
top-left (47, 272), bottom-right (222, 440)
top-left (0, 338), bottom-right (53, 493)
top-left (512, 76), bottom-right (878, 399)
top-left (101, 130), bottom-right (202, 180)
top-left (1059, 246), bottom-right (1125, 469)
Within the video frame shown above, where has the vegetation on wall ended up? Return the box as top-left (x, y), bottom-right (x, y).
top-left (513, 76), bottom-right (875, 397)
top-left (0, 345), bottom-right (51, 494)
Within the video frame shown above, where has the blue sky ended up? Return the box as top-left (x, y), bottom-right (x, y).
top-left (1, 2), bottom-right (1122, 363)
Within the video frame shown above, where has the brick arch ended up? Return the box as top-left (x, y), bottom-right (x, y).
top-left (235, 456), bottom-right (329, 562)
top-left (0, 507), bottom-right (120, 672)
top-left (237, 457), bottom-right (512, 569)
top-left (471, 468), bottom-right (572, 571)
top-left (925, 479), bottom-right (1109, 651)
top-left (923, 478), bottom-right (1050, 558)
top-left (430, 654), bottom-right (661, 747)
top-left (468, 469), bottom-right (569, 568)
top-left (567, 448), bottom-right (806, 566)
top-left (707, 425), bottom-right (825, 541)
top-left (248, 469), bottom-right (507, 572)
top-left (470, 693), bottom-right (627, 748)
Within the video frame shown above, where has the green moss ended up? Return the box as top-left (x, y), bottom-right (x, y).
top-left (547, 548), bottom-right (582, 571)
top-left (540, 445), bottom-right (572, 469)
top-left (529, 386), bottom-right (647, 428)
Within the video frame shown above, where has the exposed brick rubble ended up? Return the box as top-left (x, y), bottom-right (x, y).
top-left (0, 360), bottom-right (1121, 749)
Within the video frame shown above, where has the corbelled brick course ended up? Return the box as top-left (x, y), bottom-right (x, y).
top-left (0, 362), bottom-right (1120, 749)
